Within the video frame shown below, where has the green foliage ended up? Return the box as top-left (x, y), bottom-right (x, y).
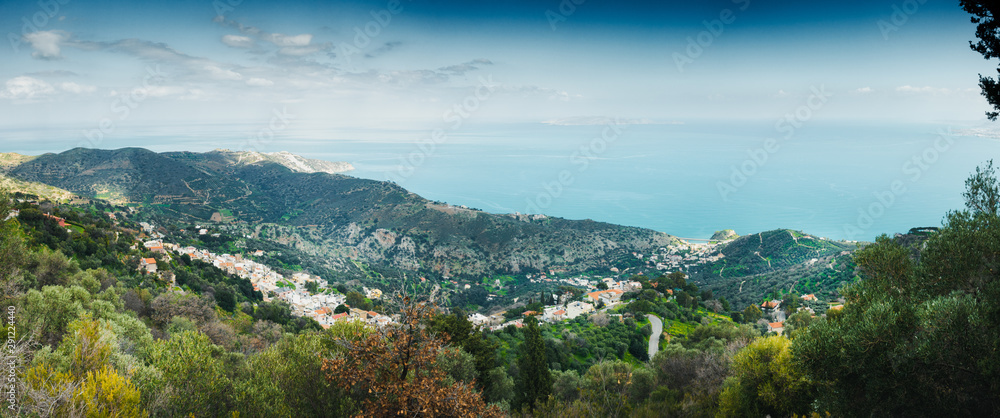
top-left (579, 360), bottom-right (635, 417)
top-left (150, 330), bottom-right (232, 416)
top-left (718, 336), bottom-right (815, 417)
top-left (516, 317), bottom-right (552, 411)
top-left (75, 366), bottom-right (148, 418)
top-left (237, 332), bottom-right (353, 417)
top-left (742, 305), bottom-right (762, 323)
top-left (793, 162), bottom-right (1000, 415)
top-left (345, 291), bottom-right (372, 310)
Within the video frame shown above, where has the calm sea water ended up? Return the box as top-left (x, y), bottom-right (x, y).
top-left (5, 120), bottom-right (997, 241)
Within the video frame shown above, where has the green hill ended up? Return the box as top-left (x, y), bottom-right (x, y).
top-left (7, 147), bottom-right (680, 279)
top-left (690, 229), bottom-right (858, 308)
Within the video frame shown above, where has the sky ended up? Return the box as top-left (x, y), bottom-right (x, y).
top-left (0, 0), bottom-right (996, 150)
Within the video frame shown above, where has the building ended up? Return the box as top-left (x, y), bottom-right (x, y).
top-left (587, 289), bottom-right (625, 304)
top-left (761, 300), bottom-right (781, 311)
top-left (139, 258), bottom-right (157, 273)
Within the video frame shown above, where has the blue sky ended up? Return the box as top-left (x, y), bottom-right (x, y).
top-left (0, 0), bottom-right (995, 149)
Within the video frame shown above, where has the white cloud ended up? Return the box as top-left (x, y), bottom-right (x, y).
top-left (896, 85), bottom-right (950, 94)
top-left (541, 116), bottom-right (666, 126)
top-left (277, 44), bottom-right (330, 56)
top-left (2, 76), bottom-right (56, 99)
top-left (59, 82), bottom-right (97, 94)
top-left (205, 65), bottom-right (243, 80)
top-left (266, 33), bottom-right (312, 47)
top-left (246, 78), bottom-right (274, 87)
top-left (774, 89), bottom-right (789, 98)
top-left (23, 30), bottom-right (69, 60)
top-left (855, 87), bottom-right (873, 94)
top-left (179, 88), bottom-right (209, 101)
top-left (221, 35), bottom-right (255, 48)
top-left (134, 85), bottom-right (186, 98)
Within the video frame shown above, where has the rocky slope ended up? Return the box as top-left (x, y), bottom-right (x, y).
top-left (7, 147), bottom-right (679, 278)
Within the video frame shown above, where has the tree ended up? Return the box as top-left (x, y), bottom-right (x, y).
top-left (783, 311), bottom-right (815, 336)
top-left (550, 369), bottom-right (582, 402)
top-left (515, 316), bottom-right (552, 411)
top-left (236, 332), bottom-right (352, 417)
top-left (580, 360), bottom-right (634, 417)
top-left (666, 271), bottom-right (687, 288)
top-left (215, 286), bottom-right (237, 312)
top-left (597, 281), bottom-right (609, 290)
top-left (780, 292), bottom-right (800, 315)
top-left (150, 330), bottom-right (232, 416)
top-left (345, 290), bottom-right (372, 310)
top-left (322, 296), bottom-right (502, 417)
top-left (74, 367), bottom-right (147, 418)
top-left (718, 336), bottom-right (814, 417)
top-left (961, 1), bottom-right (1000, 119)
top-left (793, 162), bottom-right (1000, 415)
top-left (305, 280), bottom-right (319, 294)
top-left (742, 305), bottom-right (762, 324)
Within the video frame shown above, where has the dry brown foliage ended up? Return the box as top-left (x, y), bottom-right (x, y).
top-left (322, 296), bottom-right (502, 418)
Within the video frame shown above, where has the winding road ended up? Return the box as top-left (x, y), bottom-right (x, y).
top-left (646, 314), bottom-right (663, 360)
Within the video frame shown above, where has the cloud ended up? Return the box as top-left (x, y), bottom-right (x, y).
top-left (502, 84), bottom-right (580, 101)
top-left (896, 85), bottom-right (950, 94)
top-left (25, 70), bottom-right (79, 77)
top-left (23, 30), bottom-right (69, 60)
top-left (267, 33), bottom-right (312, 47)
top-left (59, 82), bottom-right (97, 94)
top-left (111, 85), bottom-right (186, 98)
top-left (215, 16), bottom-right (327, 56)
top-left (1, 77), bottom-right (56, 99)
top-left (278, 44), bottom-right (332, 56)
top-left (438, 58), bottom-right (493, 75)
top-left (365, 41), bottom-right (403, 58)
top-left (222, 35), bottom-right (255, 48)
top-left (773, 89), bottom-right (789, 98)
top-left (542, 116), bottom-right (670, 126)
top-left (246, 77), bottom-right (274, 87)
top-left (855, 86), bottom-right (873, 94)
top-left (205, 65), bottom-right (243, 80)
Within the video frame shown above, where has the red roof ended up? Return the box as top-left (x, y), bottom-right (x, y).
top-left (553, 310), bottom-right (566, 315)
top-left (769, 322), bottom-right (784, 329)
top-left (142, 258), bottom-right (156, 264)
top-left (587, 289), bottom-right (625, 301)
top-left (762, 300), bottom-right (780, 309)
top-left (332, 313), bottom-right (348, 320)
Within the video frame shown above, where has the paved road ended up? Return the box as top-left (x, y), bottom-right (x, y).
top-left (646, 314), bottom-right (663, 360)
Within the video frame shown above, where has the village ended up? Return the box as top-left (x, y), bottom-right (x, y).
top-left (133, 220), bottom-right (394, 330)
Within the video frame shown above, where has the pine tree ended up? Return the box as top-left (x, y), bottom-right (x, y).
top-left (516, 316), bottom-right (552, 411)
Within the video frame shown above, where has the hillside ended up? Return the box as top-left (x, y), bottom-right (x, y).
top-left (689, 229), bottom-right (858, 308)
top-left (6, 147), bottom-right (680, 279)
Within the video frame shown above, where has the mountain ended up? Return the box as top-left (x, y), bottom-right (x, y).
top-left (5, 148), bottom-right (680, 278)
top-left (216, 149), bottom-right (354, 174)
top-left (689, 229), bottom-right (858, 308)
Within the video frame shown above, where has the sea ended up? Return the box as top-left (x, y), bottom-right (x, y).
top-left (4, 119), bottom-right (999, 242)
